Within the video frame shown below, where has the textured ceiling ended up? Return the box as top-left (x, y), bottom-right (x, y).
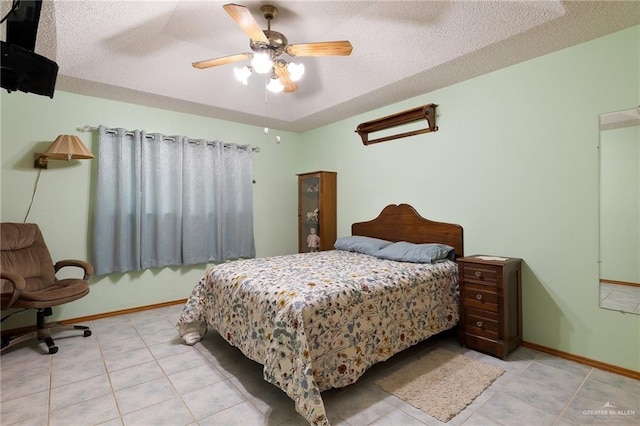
top-left (4, 1), bottom-right (640, 132)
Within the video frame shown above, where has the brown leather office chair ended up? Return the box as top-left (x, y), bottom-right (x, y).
top-left (1, 223), bottom-right (92, 354)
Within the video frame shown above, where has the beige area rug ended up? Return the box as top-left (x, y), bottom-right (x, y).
top-left (375, 348), bottom-right (504, 422)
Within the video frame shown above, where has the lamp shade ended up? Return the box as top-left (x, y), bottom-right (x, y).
top-left (43, 135), bottom-right (94, 161)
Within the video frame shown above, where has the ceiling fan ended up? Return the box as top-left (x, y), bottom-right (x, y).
top-left (192, 3), bottom-right (353, 93)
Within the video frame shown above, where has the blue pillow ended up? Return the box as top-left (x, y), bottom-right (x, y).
top-left (374, 241), bottom-right (455, 263)
top-left (334, 236), bottom-right (393, 256)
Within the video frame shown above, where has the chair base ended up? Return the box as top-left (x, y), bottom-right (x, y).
top-left (1, 323), bottom-right (92, 355)
top-left (1, 308), bottom-right (92, 355)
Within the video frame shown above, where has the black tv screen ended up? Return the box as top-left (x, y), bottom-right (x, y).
top-left (1, 41), bottom-right (58, 98)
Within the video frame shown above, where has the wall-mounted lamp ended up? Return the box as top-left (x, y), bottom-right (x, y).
top-left (34, 135), bottom-right (94, 169)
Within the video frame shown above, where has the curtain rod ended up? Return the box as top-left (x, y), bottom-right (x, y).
top-left (79, 125), bottom-right (260, 153)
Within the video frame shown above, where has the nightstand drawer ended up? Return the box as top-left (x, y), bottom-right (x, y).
top-left (463, 283), bottom-right (498, 312)
top-left (462, 264), bottom-right (499, 286)
top-left (463, 333), bottom-right (500, 357)
top-left (465, 307), bottom-right (498, 340)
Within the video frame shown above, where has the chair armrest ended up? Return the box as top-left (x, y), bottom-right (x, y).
top-left (1, 271), bottom-right (26, 308)
top-left (55, 260), bottom-right (94, 280)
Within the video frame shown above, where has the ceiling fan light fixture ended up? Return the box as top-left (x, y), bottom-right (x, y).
top-left (192, 3), bottom-right (353, 95)
top-left (287, 62), bottom-right (305, 82)
top-left (234, 66), bottom-right (252, 85)
top-left (266, 76), bottom-right (284, 93)
top-left (251, 52), bottom-right (273, 74)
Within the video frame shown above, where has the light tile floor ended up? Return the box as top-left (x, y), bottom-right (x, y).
top-left (1, 304), bottom-right (639, 425)
top-left (600, 283), bottom-right (640, 314)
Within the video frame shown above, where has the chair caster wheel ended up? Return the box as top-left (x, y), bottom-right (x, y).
top-left (84, 330), bottom-right (92, 337)
top-left (49, 346), bottom-right (59, 354)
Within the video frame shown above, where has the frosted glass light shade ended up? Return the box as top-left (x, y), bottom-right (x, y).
top-left (266, 77), bottom-right (284, 93)
top-left (234, 66), bottom-right (252, 85)
top-left (287, 62), bottom-right (305, 81)
top-left (251, 52), bottom-right (273, 74)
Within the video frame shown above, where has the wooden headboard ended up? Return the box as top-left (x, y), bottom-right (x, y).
top-left (351, 204), bottom-right (464, 258)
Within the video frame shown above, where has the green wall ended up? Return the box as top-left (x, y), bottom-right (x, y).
top-left (1, 91), bottom-right (302, 327)
top-left (299, 26), bottom-right (640, 372)
top-left (1, 26), bottom-right (639, 371)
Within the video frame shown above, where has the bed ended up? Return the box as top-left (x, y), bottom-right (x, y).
top-left (177, 204), bottom-right (464, 425)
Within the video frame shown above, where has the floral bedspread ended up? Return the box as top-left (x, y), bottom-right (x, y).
top-left (177, 250), bottom-right (459, 425)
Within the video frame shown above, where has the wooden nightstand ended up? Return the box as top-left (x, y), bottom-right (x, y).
top-left (457, 255), bottom-right (522, 359)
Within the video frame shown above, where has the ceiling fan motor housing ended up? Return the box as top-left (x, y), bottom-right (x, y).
top-left (250, 30), bottom-right (288, 56)
top-left (251, 5), bottom-right (285, 57)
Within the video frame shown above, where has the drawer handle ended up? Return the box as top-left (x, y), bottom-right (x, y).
top-left (476, 321), bottom-right (483, 328)
top-left (475, 294), bottom-right (483, 301)
top-left (475, 271), bottom-right (482, 278)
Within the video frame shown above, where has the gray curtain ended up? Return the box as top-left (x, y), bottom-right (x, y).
top-left (92, 126), bottom-right (255, 275)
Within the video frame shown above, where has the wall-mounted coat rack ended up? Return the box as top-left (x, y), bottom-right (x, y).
top-left (355, 103), bottom-right (438, 145)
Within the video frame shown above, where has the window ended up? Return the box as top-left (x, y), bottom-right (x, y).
top-left (92, 126), bottom-right (255, 275)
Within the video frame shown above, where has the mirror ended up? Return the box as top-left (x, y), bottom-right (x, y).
top-left (599, 106), bottom-right (640, 314)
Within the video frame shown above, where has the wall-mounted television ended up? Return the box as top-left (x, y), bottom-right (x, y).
top-left (1, 0), bottom-right (58, 98)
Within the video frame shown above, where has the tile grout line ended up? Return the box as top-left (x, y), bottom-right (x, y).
top-left (554, 367), bottom-right (594, 424)
top-left (114, 316), bottom-right (184, 422)
top-left (47, 350), bottom-right (53, 426)
top-left (47, 322), bottom-right (123, 425)
top-left (456, 349), bottom-right (543, 426)
top-left (94, 318), bottom-right (126, 425)
top-left (151, 315), bottom-right (199, 425)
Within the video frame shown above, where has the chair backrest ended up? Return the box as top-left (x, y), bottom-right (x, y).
top-left (1, 223), bottom-right (56, 293)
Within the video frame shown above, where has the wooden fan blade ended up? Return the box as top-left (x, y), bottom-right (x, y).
top-left (285, 41), bottom-right (353, 57)
top-left (274, 63), bottom-right (298, 93)
top-left (192, 53), bottom-right (251, 69)
top-left (223, 3), bottom-right (269, 43)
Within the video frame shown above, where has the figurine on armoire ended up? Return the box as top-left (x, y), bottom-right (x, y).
top-left (307, 227), bottom-right (320, 252)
